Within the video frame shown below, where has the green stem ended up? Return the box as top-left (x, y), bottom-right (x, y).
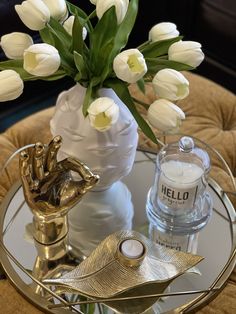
top-left (87, 10), bottom-right (97, 20)
top-left (157, 55), bottom-right (168, 60)
top-left (132, 97), bottom-right (150, 109)
top-left (137, 40), bottom-right (151, 50)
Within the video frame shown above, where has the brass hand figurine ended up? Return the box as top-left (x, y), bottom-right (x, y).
top-left (19, 135), bottom-right (99, 244)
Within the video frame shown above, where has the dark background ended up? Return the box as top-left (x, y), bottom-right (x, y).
top-left (0, 0), bottom-right (235, 132)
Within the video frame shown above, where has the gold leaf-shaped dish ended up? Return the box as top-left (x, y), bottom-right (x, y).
top-left (44, 230), bottom-right (203, 313)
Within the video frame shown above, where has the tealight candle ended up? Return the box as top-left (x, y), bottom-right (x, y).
top-left (158, 160), bottom-right (204, 213)
top-left (120, 239), bottom-right (144, 259)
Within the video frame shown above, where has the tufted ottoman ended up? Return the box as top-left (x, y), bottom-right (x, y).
top-left (0, 72), bottom-right (235, 313)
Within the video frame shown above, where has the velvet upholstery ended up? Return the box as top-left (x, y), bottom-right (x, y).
top-left (0, 72), bottom-right (236, 313)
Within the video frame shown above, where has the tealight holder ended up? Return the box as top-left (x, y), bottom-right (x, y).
top-left (43, 230), bottom-right (203, 314)
top-left (146, 136), bottom-right (213, 237)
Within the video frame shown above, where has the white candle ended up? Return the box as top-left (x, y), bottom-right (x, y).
top-left (120, 239), bottom-right (144, 259)
top-left (161, 160), bottom-right (203, 186)
top-left (158, 160), bottom-right (204, 212)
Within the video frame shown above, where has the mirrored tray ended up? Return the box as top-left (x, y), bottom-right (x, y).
top-left (0, 151), bottom-right (236, 314)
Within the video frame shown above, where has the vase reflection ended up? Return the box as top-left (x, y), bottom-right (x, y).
top-left (69, 180), bottom-right (134, 257)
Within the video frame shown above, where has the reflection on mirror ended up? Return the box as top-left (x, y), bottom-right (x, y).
top-left (0, 151), bottom-right (235, 314)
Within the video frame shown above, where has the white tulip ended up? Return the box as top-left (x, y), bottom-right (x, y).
top-left (63, 16), bottom-right (87, 40)
top-left (42, 0), bottom-right (68, 22)
top-left (0, 32), bottom-right (33, 60)
top-left (90, 0), bottom-right (97, 4)
top-left (15, 0), bottom-right (50, 31)
top-left (96, 0), bottom-right (129, 24)
top-left (168, 41), bottom-right (205, 68)
top-left (113, 49), bottom-right (147, 83)
top-left (88, 97), bottom-right (119, 131)
top-left (0, 70), bottom-right (24, 102)
top-left (23, 43), bottom-right (60, 76)
top-left (147, 99), bottom-right (185, 132)
top-left (152, 69), bottom-right (189, 101)
top-left (149, 22), bottom-right (179, 42)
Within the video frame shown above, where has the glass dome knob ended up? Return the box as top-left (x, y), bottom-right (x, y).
top-left (179, 136), bottom-right (195, 153)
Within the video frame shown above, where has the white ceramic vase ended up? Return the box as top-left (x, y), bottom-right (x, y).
top-left (50, 83), bottom-right (138, 256)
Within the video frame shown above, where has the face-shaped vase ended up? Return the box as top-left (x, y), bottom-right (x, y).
top-left (50, 84), bottom-right (138, 190)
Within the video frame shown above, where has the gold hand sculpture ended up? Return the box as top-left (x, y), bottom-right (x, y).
top-left (19, 136), bottom-right (99, 244)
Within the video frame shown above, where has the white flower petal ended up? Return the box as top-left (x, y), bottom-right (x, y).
top-left (149, 22), bottom-right (179, 42)
top-left (152, 69), bottom-right (189, 101)
top-left (96, 0), bottom-right (129, 24)
top-left (15, 0), bottom-right (50, 31)
top-left (168, 41), bottom-right (205, 68)
top-left (42, 0), bottom-right (68, 21)
top-left (0, 32), bottom-right (33, 59)
top-left (113, 49), bottom-right (147, 83)
top-left (0, 70), bottom-right (24, 101)
top-left (23, 43), bottom-right (60, 76)
top-left (88, 97), bottom-right (119, 131)
top-left (147, 99), bottom-right (185, 132)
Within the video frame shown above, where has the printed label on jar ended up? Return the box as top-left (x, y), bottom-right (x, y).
top-left (152, 228), bottom-right (199, 254)
top-left (158, 178), bottom-right (199, 210)
top-left (154, 230), bottom-right (191, 252)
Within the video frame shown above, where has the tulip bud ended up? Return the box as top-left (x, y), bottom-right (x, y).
top-left (0, 32), bottom-right (33, 60)
top-left (168, 41), bottom-right (205, 68)
top-left (96, 0), bottom-right (129, 24)
top-left (0, 70), bottom-right (24, 102)
top-left (15, 0), bottom-right (50, 31)
top-left (88, 97), bottom-right (119, 131)
top-left (63, 16), bottom-right (87, 40)
top-left (149, 22), bottom-right (179, 42)
top-left (23, 43), bottom-right (60, 77)
top-left (113, 49), bottom-right (147, 83)
top-left (147, 99), bottom-right (185, 132)
top-left (152, 69), bottom-right (189, 101)
top-left (42, 0), bottom-right (68, 22)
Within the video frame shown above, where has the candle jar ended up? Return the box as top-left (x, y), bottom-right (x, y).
top-left (146, 136), bottom-right (212, 236)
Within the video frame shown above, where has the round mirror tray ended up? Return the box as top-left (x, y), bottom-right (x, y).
top-left (0, 151), bottom-right (236, 314)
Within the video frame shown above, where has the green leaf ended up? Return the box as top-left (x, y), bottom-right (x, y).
top-left (145, 58), bottom-right (194, 75)
top-left (112, 0), bottom-right (138, 52)
top-left (72, 14), bottom-right (84, 54)
top-left (46, 21), bottom-right (75, 75)
top-left (136, 78), bottom-right (145, 94)
top-left (0, 60), bottom-right (66, 81)
top-left (48, 17), bottom-right (71, 48)
top-left (46, 22), bottom-right (76, 76)
top-left (82, 80), bottom-right (93, 116)
top-left (100, 0), bottom-right (139, 82)
top-left (73, 51), bottom-right (88, 80)
top-left (137, 40), bottom-right (151, 50)
top-left (0, 60), bottom-right (35, 80)
top-left (39, 28), bottom-right (55, 46)
top-left (141, 36), bottom-right (183, 58)
top-left (105, 79), bottom-right (158, 144)
top-left (89, 6), bottom-right (118, 76)
top-left (66, 1), bottom-right (93, 32)
top-left (0, 59), bottom-right (22, 69)
top-left (39, 70), bottom-right (67, 81)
